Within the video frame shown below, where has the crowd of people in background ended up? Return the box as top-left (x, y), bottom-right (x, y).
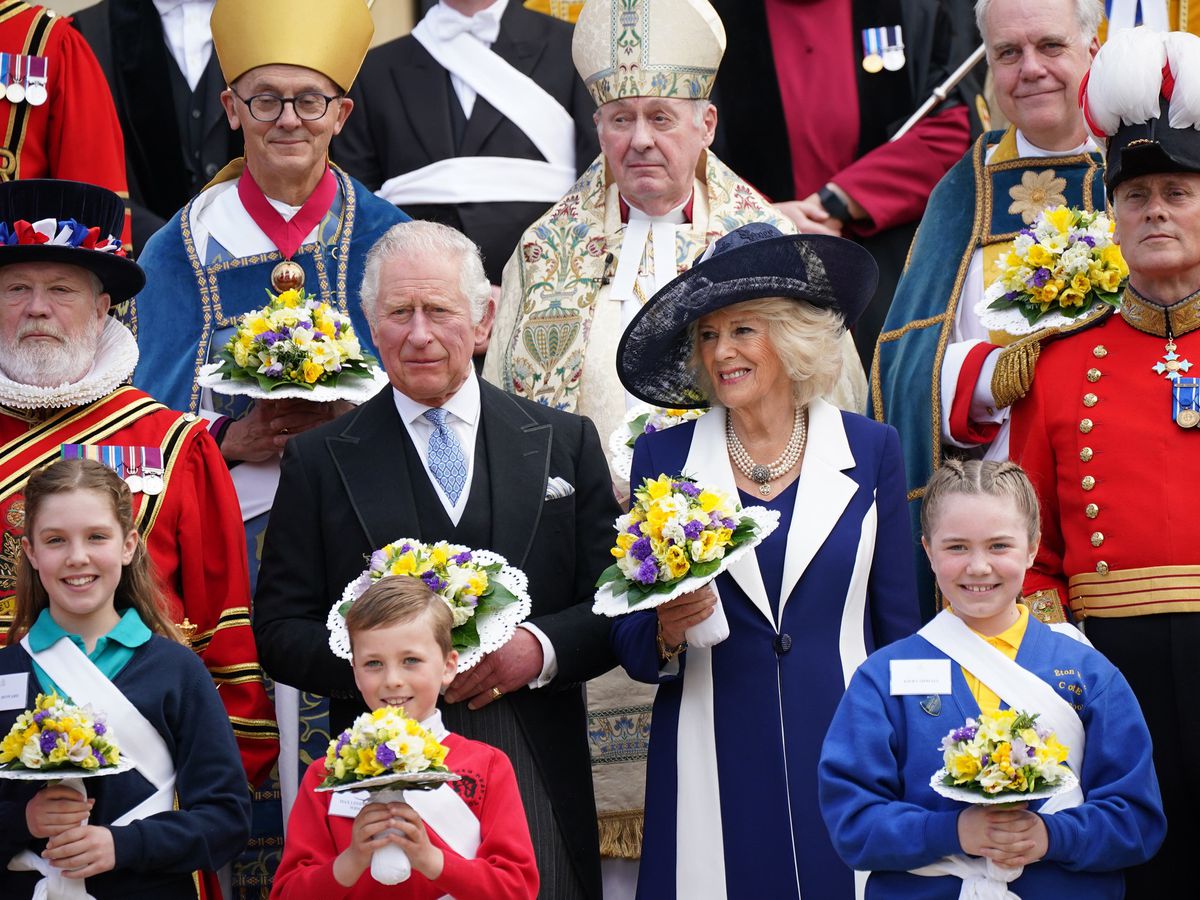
top-left (0, 0), bottom-right (1193, 897)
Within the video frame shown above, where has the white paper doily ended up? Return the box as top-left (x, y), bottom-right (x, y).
top-left (974, 295), bottom-right (1111, 337)
top-left (0, 755), bottom-right (134, 781)
top-left (315, 768), bottom-right (461, 793)
top-left (929, 766), bottom-right (1078, 805)
top-left (606, 405), bottom-right (708, 483)
top-left (198, 362), bottom-right (391, 403)
top-left (328, 542), bottom-right (532, 673)
top-left (592, 506), bottom-right (781, 617)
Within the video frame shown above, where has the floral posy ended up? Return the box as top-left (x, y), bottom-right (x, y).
top-left (0, 693), bottom-right (120, 772)
top-left (321, 706), bottom-right (450, 787)
top-left (939, 709), bottom-right (1070, 797)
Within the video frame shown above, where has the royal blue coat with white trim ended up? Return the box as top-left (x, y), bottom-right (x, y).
top-left (611, 401), bottom-right (920, 900)
top-left (818, 617), bottom-right (1166, 898)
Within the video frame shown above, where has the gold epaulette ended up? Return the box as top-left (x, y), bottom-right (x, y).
top-left (991, 306), bottom-right (1115, 408)
top-left (1022, 590), bottom-right (1067, 624)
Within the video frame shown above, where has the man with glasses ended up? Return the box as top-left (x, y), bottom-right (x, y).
top-left (129, 0), bottom-right (409, 879)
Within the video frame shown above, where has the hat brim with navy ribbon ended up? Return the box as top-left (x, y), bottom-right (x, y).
top-left (0, 179), bottom-right (143, 303)
top-left (1082, 29), bottom-right (1200, 195)
top-left (616, 223), bottom-right (878, 409)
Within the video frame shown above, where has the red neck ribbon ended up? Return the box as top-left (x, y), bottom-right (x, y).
top-left (237, 164), bottom-right (338, 259)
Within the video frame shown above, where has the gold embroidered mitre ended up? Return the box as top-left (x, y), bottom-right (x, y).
top-left (211, 0), bottom-right (374, 92)
top-left (572, 0), bottom-right (726, 106)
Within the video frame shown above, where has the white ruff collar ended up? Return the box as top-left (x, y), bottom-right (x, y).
top-left (0, 318), bottom-right (140, 410)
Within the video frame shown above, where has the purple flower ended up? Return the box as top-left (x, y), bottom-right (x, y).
top-left (630, 537), bottom-right (653, 561)
top-left (635, 557), bottom-right (659, 585)
top-left (93, 748), bottom-right (105, 765)
top-left (32, 711), bottom-right (47, 724)
top-left (453, 551), bottom-right (473, 564)
top-left (421, 570), bottom-right (447, 592)
top-left (336, 732), bottom-right (351, 753)
top-left (1019, 227), bottom-right (1035, 239)
top-left (265, 364), bottom-right (283, 378)
top-left (644, 423), bottom-right (658, 434)
top-left (39, 731), bottom-right (58, 754)
top-left (683, 519), bottom-right (704, 540)
top-left (951, 725), bottom-right (977, 743)
top-left (461, 594), bottom-right (479, 608)
top-left (93, 721), bottom-right (106, 736)
top-left (369, 550), bottom-right (389, 575)
top-left (1029, 267), bottom-right (1051, 288)
top-left (721, 517), bottom-right (736, 530)
top-left (628, 521), bottom-right (643, 536)
top-left (673, 481), bottom-right (701, 497)
top-left (375, 743), bottom-right (397, 767)
top-left (399, 543), bottom-right (413, 554)
top-left (981, 753), bottom-right (991, 767)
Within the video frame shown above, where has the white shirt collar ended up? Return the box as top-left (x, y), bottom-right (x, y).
top-left (391, 367), bottom-right (481, 428)
top-left (1014, 130), bottom-right (1098, 159)
top-left (622, 193), bottom-right (690, 225)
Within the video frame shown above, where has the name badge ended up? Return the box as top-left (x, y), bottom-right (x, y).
top-left (0, 673), bottom-right (29, 710)
top-left (890, 659), bottom-right (951, 696)
top-left (328, 789), bottom-right (371, 819)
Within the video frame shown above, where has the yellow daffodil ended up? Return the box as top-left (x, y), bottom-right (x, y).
top-left (277, 289), bottom-right (301, 308)
top-left (664, 545), bottom-right (690, 578)
top-left (697, 490), bottom-right (720, 513)
top-left (1026, 244), bottom-right (1052, 267)
top-left (1071, 273), bottom-right (1091, 293)
top-left (302, 360), bottom-right (323, 383)
top-left (1044, 206), bottom-right (1073, 235)
top-left (646, 475), bottom-right (673, 500)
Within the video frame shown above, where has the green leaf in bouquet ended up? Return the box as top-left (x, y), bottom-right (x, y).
top-left (453, 615), bottom-right (480, 653)
top-left (478, 580), bottom-right (519, 615)
top-left (338, 599), bottom-right (354, 618)
top-left (1019, 304), bottom-right (1046, 327)
top-left (595, 563), bottom-right (626, 589)
top-left (689, 558), bottom-right (721, 579)
top-left (987, 295), bottom-right (1020, 312)
top-left (731, 518), bottom-right (758, 542)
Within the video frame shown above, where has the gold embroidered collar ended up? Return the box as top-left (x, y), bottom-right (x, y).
top-left (1120, 285), bottom-right (1200, 338)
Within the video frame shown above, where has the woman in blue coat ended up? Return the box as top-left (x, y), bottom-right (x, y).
top-left (611, 223), bottom-right (921, 899)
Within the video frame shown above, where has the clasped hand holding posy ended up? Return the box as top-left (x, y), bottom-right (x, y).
top-left (442, 627), bottom-right (544, 710)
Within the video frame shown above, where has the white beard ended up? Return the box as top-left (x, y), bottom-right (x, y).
top-left (0, 321), bottom-right (103, 388)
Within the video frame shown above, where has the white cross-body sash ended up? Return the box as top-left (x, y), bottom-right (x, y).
top-left (377, 20), bottom-right (575, 206)
top-left (907, 612), bottom-right (1085, 899)
top-left (7, 636), bottom-right (175, 899)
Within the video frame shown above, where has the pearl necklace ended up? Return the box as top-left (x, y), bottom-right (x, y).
top-left (725, 406), bottom-right (808, 496)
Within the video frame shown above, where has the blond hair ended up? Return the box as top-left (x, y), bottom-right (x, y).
top-left (9, 459), bottom-right (183, 645)
top-left (346, 576), bottom-right (454, 657)
top-left (921, 459), bottom-right (1041, 545)
top-left (688, 297), bottom-right (845, 408)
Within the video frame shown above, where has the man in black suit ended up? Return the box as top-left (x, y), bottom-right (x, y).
top-left (254, 219), bottom-right (619, 899)
top-left (73, 0), bottom-right (241, 251)
top-left (333, 0), bottom-right (598, 285)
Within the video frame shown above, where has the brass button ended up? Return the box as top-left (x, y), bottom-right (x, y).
top-left (1093, 345), bottom-right (1108, 358)
top-left (1096, 560), bottom-right (1110, 575)
top-left (1091, 531), bottom-right (1104, 547)
top-left (1080, 418), bottom-right (1093, 433)
top-left (1087, 368), bottom-right (1102, 383)
top-left (1082, 475), bottom-right (1096, 490)
top-left (1085, 503), bottom-right (1099, 518)
top-left (1080, 447), bottom-right (1094, 462)
top-left (1083, 393), bottom-right (1098, 407)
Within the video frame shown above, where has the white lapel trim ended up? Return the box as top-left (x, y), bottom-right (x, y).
top-left (684, 408), bottom-right (773, 627)
top-left (778, 399), bottom-right (857, 622)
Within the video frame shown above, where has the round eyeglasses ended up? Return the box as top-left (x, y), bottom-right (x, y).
top-left (231, 89), bottom-right (340, 123)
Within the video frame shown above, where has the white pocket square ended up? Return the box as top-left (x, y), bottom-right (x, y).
top-left (545, 476), bottom-right (575, 500)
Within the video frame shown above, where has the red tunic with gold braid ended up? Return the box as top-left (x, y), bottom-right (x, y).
top-left (0, 1), bottom-right (132, 247)
top-left (0, 386), bottom-right (279, 787)
top-left (1011, 291), bottom-right (1200, 619)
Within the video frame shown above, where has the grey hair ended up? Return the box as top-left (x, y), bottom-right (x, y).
top-left (593, 98), bottom-right (714, 133)
top-left (976, 0), bottom-right (1102, 44)
top-left (359, 220), bottom-right (491, 326)
top-left (687, 297), bottom-right (845, 410)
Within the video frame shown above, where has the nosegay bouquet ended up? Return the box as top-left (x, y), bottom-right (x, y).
top-left (936, 709), bottom-right (1072, 799)
top-left (0, 692), bottom-right (120, 772)
top-left (213, 287), bottom-right (377, 391)
top-left (608, 405), bottom-right (708, 483)
top-left (328, 538), bottom-right (532, 673)
top-left (981, 205), bottom-right (1128, 331)
top-left (593, 474), bottom-right (778, 614)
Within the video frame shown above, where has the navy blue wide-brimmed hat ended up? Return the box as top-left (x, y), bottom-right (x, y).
top-left (616, 222), bottom-right (878, 408)
top-left (0, 179), bottom-right (143, 302)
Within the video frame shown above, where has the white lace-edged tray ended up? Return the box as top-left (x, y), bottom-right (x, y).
top-left (592, 506), bottom-right (780, 617)
top-left (929, 766), bottom-right (1078, 805)
top-left (328, 545), bottom-right (533, 674)
top-left (0, 756), bottom-right (135, 781)
top-left (315, 769), bottom-right (461, 793)
top-left (973, 295), bottom-right (1111, 338)
top-left (198, 362), bottom-right (391, 403)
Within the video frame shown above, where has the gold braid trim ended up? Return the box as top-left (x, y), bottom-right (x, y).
top-left (598, 809), bottom-right (643, 860)
top-left (990, 307), bottom-right (1115, 407)
top-left (1022, 590), bottom-right (1067, 624)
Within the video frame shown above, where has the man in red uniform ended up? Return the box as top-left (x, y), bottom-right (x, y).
top-left (0, 179), bottom-right (277, 812)
top-left (0, 2), bottom-right (131, 247)
top-left (1008, 27), bottom-right (1200, 896)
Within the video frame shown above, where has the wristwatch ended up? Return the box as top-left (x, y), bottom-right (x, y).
top-left (817, 185), bottom-right (852, 224)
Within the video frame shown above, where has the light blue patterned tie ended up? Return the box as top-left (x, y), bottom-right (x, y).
top-left (423, 408), bottom-right (467, 504)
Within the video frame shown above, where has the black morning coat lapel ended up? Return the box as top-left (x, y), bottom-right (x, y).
top-left (396, 39), bottom-right (459, 165)
top-left (327, 388), bottom-right (423, 551)
top-left (479, 384), bottom-right (551, 571)
top-left (457, 4), bottom-right (549, 159)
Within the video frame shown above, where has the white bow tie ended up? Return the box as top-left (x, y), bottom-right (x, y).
top-left (426, 3), bottom-right (503, 44)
